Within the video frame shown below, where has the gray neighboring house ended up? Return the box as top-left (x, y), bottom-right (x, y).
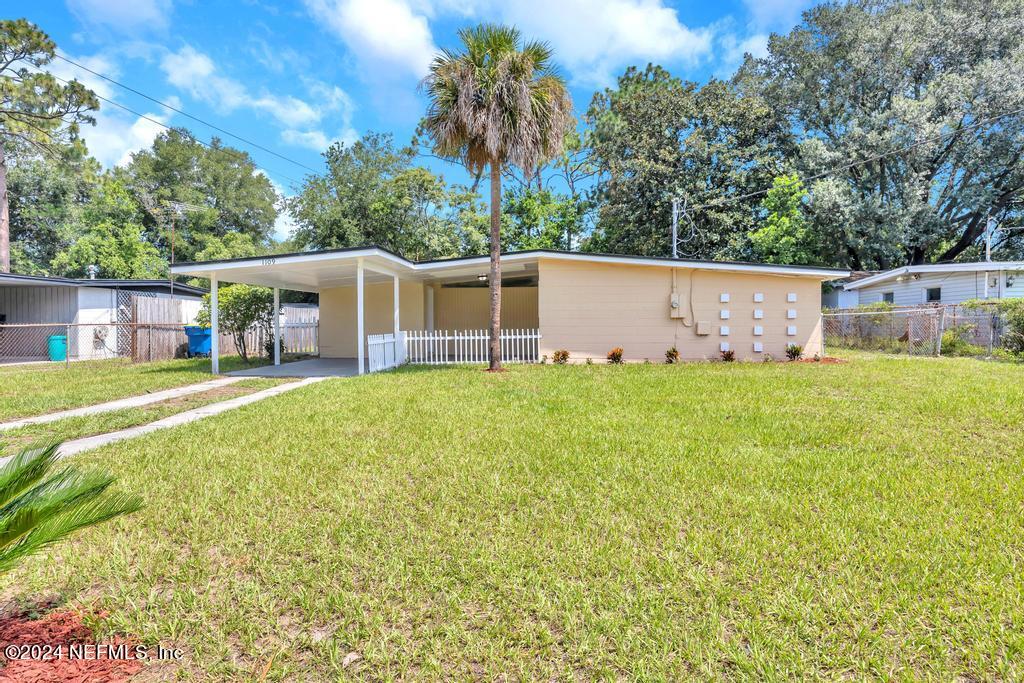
top-left (0, 273), bottom-right (206, 361)
top-left (839, 261), bottom-right (1024, 307)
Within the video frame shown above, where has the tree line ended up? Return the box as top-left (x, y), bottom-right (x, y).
top-left (2, 0), bottom-right (1023, 282)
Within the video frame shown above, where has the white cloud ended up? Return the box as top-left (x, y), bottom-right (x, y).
top-left (304, 0), bottom-right (438, 78)
top-left (493, 0), bottom-right (714, 85)
top-left (718, 32), bottom-right (769, 74)
top-left (160, 46), bottom-right (343, 129)
top-left (304, 0), bottom-right (713, 86)
top-left (66, 0), bottom-right (174, 32)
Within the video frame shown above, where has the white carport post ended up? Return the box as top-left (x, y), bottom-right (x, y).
top-left (210, 273), bottom-right (219, 374)
top-left (356, 258), bottom-right (365, 375)
top-left (273, 287), bottom-right (281, 366)
top-left (393, 275), bottom-right (400, 335)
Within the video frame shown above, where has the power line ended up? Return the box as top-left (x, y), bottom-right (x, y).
top-left (54, 54), bottom-right (320, 175)
top-left (683, 105), bottom-right (1024, 213)
top-left (48, 72), bottom-right (305, 187)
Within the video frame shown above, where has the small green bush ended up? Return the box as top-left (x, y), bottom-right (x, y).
top-left (607, 347), bottom-right (624, 364)
top-left (665, 346), bottom-right (680, 364)
top-left (786, 344), bottom-right (803, 361)
top-left (552, 349), bottom-right (570, 364)
top-left (941, 324), bottom-right (983, 357)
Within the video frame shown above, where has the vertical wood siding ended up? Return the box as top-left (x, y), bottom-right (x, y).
top-left (0, 285), bottom-right (78, 324)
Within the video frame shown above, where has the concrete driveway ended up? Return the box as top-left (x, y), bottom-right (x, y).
top-left (227, 358), bottom-right (362, 378)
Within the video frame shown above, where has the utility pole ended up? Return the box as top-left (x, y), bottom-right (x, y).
top-left (156, 200), bottom-right (208, 298)
top-left (671, 198), bottom-right (679, 259)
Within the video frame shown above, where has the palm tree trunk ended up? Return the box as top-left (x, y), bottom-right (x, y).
top-left (488, 161), bottom-right (502, 371)
top-left (0, 139), bottom-right (10, 273)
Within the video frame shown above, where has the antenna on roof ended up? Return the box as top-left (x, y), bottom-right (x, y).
top-left (671, 198), bottom-right (697, 259)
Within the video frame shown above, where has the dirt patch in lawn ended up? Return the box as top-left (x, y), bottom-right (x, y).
top-left (0, 606), bottom-right (142, 682)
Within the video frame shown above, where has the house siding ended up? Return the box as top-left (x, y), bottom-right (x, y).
top-left (319, 281), bottom-right (425, 358)
top-left (0, 285), bottom-right (78, 324)
top-left (856, 269), bottom-right (1024, 306)
top-left (537, 258), bottom-right (824, 361)
top-left (433, 286), bottom-right (538, 330)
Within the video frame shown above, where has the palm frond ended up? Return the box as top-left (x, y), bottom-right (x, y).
top-left (0, 443), bottom-right (142, 574)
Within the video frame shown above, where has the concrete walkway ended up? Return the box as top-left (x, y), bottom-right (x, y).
top-left (0, 377), bottom-right (245, 431)
top-left (51, 377), bottom-right (327, 459)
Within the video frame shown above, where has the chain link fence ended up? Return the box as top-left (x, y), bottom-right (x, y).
top-left (823, 304), bottom-right (1008, 358)
top-left (0, 322), bottom-right (318, 365)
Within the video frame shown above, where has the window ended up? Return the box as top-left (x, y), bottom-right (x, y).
top-left (882, 292), bottom-right (894, 303)
top-left (926, 287), bottom-right (941, 303)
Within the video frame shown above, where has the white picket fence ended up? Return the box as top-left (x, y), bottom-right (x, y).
top-left (402, 329), bottom-right (542, 366)
top-left (367, 332), bottom-right (406, 372)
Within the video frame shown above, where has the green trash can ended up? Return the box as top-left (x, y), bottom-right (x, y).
top-left (47, 334), bottom-right (67, 362)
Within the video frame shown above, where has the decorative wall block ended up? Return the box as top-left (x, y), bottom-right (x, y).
top-left (720, 326), bottom-right (730, 336)
top-left (787, 325), bottom-right (797, 336)
top-left (753, 292), bottom-right (765, 302)
top-left (753, 342), bottom-right (763, 353)
top-left (787, 309), bottom-right (797, 319)
top-left (720, 293), bottom-right (730, 303)
top-left (720, 342), bottom-right (730, 352)
top-left (720, 310), bottom-right (730, 320)
top-left (753, 309), bottom-right (764, 319)
top-left (787, 292), bottom-right (798, 302)
top-left (753, 325), bottom-right (763, 336)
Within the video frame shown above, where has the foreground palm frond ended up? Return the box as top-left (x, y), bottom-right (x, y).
top-left (0, 444), bottom-right (142, 573)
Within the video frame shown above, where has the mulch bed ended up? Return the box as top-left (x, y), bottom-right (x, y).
top-left (0, 607), bottom-right (142, 682)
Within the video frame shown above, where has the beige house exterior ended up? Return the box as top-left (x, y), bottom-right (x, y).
top-left (172, 247), bottom-right (847, 372)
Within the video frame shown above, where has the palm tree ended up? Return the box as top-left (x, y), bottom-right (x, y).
top-left (0, 444), bottom-right (142, 573)
top-left (422, 24), bottom-right (573, 371)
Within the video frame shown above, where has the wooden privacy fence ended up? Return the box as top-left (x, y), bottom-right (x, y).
top-left (402, 329), bottom-right (541, 366)
top-left (132, 322), bottom-right (319, 362)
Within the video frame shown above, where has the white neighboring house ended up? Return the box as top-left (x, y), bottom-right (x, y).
top-left (841, 261), bottom-right (1024, 307)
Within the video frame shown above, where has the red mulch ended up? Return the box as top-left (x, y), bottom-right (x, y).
top-left (795, 357), bottom-right (846, 364)
top-left (0, 608), bottom-right (142, 683)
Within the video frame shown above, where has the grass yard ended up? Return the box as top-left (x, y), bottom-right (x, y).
top-left (3, 353), bottom-right (1023, 680)
top-left (0, 378), bottom-right (288, 456)
top-left (0, 355), bottom-right (265, 421)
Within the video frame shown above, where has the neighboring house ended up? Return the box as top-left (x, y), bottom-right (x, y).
top-left (841, 261), bottom-right (1024, 307)
top-left (172, 247), bottom-right (848, 368)
top-left (822, 271), bottom-right (876, 309)
top-left (0, 273), bottom-right (207, 361)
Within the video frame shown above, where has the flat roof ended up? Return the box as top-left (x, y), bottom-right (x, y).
top-left (0, 273), bottom-right (207, 297)
top-left (170, 246), bottom-right (849, 293)
top-left (844, 261), bottom-right (1024, 290)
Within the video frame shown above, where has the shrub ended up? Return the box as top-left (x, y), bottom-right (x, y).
top-left (762, 353), bottom-right (774, 362)
top-left (941, 324), bottom-right (983, 357)
top-left (0, 444), bottom-right (142, 573)
top-left (585, 357), bottom-right (593, 365)
top-left (197, 284), bottom-right (279, 362)
top-left (720, 349), bottom-right (736, 362)
top-left (665, 346), bottom-right (680, 364)
top-left (607, 347), bottom-right (624, 364)
top-left (540, 354), bottom-right (547, 364)
top-left (785, 344), bottom-right (803, 361)
top-left (552, 349), bottom-right (570, 364)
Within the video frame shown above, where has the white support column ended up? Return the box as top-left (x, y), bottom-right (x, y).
top-left (357, 258), bottom-right (365, 375)
top-left (393, 275), bottom-right (400, 335)
top-left (273, 287), bottom-right (281, 366)
top-left (210, 273), bottom-right (219, 374)
top-left (426, 285), bottom-right (435, 332)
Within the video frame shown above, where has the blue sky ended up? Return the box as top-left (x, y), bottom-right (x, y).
top-left (25, 0), bottom-right (812, 238)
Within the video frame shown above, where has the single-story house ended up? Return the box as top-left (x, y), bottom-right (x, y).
top-left (171, 247), bottom-right (848, 373)
top-left (841, 261), bottom-right (1024, 307)
top-left (0, 273), bottom-right (206, 361)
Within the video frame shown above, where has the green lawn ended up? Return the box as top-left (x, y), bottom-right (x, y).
top-left (0, 355), bottom-right (264, 421)
top-left (3, 354), bottom-right (1023, 680)
top-left (0, 378), bottom-right (286, 456)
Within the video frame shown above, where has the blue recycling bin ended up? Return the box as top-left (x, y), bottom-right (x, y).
top-left (184, 326), bottom-right (212, 357)
top-left (47, 334), bottom-right (67, 362)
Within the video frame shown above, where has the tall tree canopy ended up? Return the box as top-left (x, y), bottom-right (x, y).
top-left (287, 132), bottom-right (488, 260)
top-left (739, 0), bottom-right (1024, 268)
top-left (121, 129), bottom-right (278, 262)
top-left (0, 19), bottom-right (97, 272)
top-left (585, 66), bottom-right (790, 260)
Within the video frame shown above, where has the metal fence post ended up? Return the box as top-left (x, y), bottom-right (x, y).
top-left (65, 324), bottom-right (70, 368)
